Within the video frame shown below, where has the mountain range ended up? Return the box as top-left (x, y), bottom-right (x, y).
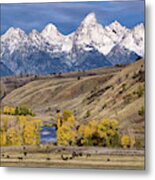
top-left (0, 13), bottom-right (144, 76)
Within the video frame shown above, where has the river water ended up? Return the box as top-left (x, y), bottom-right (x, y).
top-left (40, 126), bottom-right (57, 144)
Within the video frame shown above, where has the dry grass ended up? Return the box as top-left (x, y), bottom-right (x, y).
top-left (1, 145), bottom-right (144, 170)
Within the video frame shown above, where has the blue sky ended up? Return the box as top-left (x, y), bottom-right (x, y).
top-left (1, 1), bottom-right (144, 35)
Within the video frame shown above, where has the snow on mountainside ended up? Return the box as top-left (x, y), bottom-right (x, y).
top-left (0, 12), bottom-right (144, 76)
top-left (121, 23), bottom-right (144, 57)
top-left (107, 45), bottom-right (140, 65)
top-left (105, 21), bottom-right (129, 44)
top-left (1, 27), bottom-right (27, 55)
top-left (73, 13), bottom-right (115, 55)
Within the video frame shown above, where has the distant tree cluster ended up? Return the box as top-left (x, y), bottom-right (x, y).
top-left (77, 119), bottom-right (119, 147)
top-left (0, 107), bottom-right (138, 149)
top-left (3, 106), bottom-right (35, 116)
top-left (56, 110), bottom-right (136, 148)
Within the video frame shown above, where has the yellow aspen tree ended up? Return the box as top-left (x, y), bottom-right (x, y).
top-left (97, 119), bottom-right (119, 147)
top-left (23, 123), bottom-right (36, 145)
top-left (57, 110), bottom-right (76, 146)
top-left (3, 106), bottom-right (10, 114)
top-left (121, 135), bottom-right (130, 148)
top-left (2, 116), bottom-right (9, 131)
top-left (0, 131), bottom-right (7, 146)
top-left (7, 127), bottom-right (21, 146)
top-left (57, 123), bottom-right (76, 146)
top-left (10, 107), bottom-right (16, 115)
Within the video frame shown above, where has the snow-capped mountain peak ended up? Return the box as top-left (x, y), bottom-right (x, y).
top-left (29, 29), bottom-right (40, 39)
top-left (132, 23), bottom-right (144, 34)
top-left (74, 12), bottom-right (114, 55)
top-left (28, 29), bottom-right (45, 48)
top-left (107, 21), bottom-right (129, 36)
top-left (41, 23), bottom-right (64, 45)
top-left (3, 27), bottom-right (16, 36)
top-left (105, 21), bottom-right (129, 43)
top-left (120, 23), bottom-right (144, 57)
top-left (108, 21), bottom-right (123, 30)
top-left (81, 12), bottom-right (97, 26)
top-left (42, 23), bottom-right (58, 34)
top-left (2, 27), bottom-right (27, 41)
top-left (1, 27), bottom-right (28, 55)
top-left (0, 12), bottom-right (144, 76)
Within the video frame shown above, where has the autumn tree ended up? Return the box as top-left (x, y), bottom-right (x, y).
top-left (78, 120), bottom-right (97, 145)
top-left (0, 130), bottom-right (7, 146)
top-left (3, 106), bottom-right (15, 115)
top-left (7, 127), bottom-right (21, 146)
top-left (57, 110), bottom-right (76, 146)
top-left (0, 115), bottom-right (41, 147)
top-left (2, 116), bottom-right (9, 131)
top-left (121, 135), bottom-right (130, 148)
top-left (97, 119), bottom-right (119, 147)
top-left (23, 120), bottom-right (41, 145)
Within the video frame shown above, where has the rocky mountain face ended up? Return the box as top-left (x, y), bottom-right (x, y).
top-left (0, 62), bottom-right (14, 76)
top-left (0, 13), bottom-right (144, 76)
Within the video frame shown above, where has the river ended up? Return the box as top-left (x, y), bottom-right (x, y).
top-left (40, 126), bottom-right (57, 144)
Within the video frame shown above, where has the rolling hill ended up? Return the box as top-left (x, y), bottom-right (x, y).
top-left (1, 60), bottom-right (145, 147)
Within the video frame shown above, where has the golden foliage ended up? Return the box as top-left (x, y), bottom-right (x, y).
top-left (0, 115), bottom-right (41, 146)
top-left (77, 119), bottom-right (119, 146)
top-left (97, 119), bottom-right (118, 139)
top-left (121, 134), bottom-right (136, 148)
top-left (0, 131), bottom-right (7, 146)
top-left (7, 127), bottom-right (21, 146)
top-left (23, 123), bottom-right (39, 145)
top-left (3, 106), bottom-right (15, 115)
top-left (57, 110), bottom-right (76, 146)
top-left (57, 123), bottom-right (76, 146)
top-left (121, 135), bottom-right (130, 148)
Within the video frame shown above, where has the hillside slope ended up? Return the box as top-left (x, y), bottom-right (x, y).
top-left (2, 60), bottom-right (144, 145)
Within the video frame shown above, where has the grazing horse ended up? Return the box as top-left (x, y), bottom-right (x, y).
top-left (61, 154), bottom-right (68, 161)
top-left (18, 157), bottom-right (23, 160)
top-left (107, 158), bottom-right (110, 162)
top-left (72, 151), bottom-right (77, 158)
top-left (23, 152), bottom-right (27, 156)
top-left (86, 153), bottom-right (91, 157)
top-left (79, 152), bottom-right (83, 157)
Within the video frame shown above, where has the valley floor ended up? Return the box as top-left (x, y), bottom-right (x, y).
top-left (1, 145), bottom-right (144, 170)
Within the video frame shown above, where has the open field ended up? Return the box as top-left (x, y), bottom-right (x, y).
top-left (0, 146), bottom-right (144, 170)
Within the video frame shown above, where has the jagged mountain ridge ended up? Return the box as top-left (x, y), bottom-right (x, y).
top-left (0, 12), bottom-right (144, 76)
